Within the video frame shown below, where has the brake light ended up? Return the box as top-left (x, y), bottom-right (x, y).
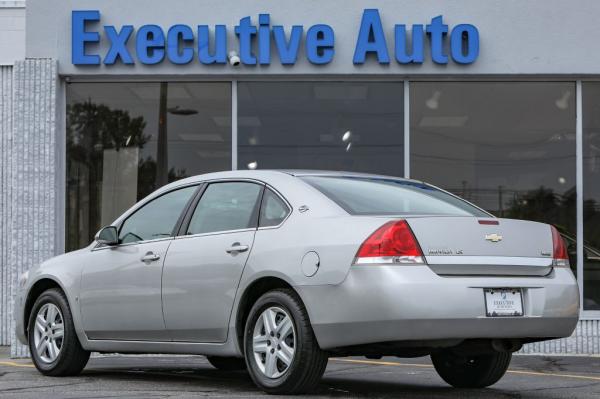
top-left (354, 220), bottom-right (425, 265)
top-left (478, 220), bottom-right (499, 225)
top-left (551, 226), bottom-right (569, 267)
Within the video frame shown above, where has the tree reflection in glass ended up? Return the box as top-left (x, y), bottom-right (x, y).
top-left (66, 82), bottom-right (232, 251)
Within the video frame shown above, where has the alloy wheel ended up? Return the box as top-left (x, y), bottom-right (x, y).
top-left (33, 303), bottom-right (64, 363)
top-left (252, 306), bottom-right (296, 378)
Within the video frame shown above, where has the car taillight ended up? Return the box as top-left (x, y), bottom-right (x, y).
top-left (551, 225), bottom-right (569, 267)
top-left (353, 220), bottom-right (425, 265)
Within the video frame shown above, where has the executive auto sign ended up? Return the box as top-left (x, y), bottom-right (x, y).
top-left (72, 9), bottom-right (479, 66)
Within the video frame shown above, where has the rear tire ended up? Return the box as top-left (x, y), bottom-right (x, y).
top-left (244, 289), bottom-right (328, 394)
top-left (206, 356), bottom-right (247, 371)
top-left (431, 350), bottom-right (512, 388)
top-left (28, 288), bottom-right (90, 376)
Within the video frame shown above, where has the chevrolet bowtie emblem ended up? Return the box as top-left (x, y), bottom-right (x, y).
top-left (485, 233), bottom-right (503, 243)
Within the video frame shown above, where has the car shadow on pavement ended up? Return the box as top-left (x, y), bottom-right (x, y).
top-left (77, 367), bottom-right (509, 398)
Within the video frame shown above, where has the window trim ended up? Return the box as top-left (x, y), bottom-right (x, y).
top-left (178, 179), bottom-right (266, 238)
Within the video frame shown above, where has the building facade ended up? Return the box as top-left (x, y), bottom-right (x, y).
top-left (1, 0), bottom-right (600, 357)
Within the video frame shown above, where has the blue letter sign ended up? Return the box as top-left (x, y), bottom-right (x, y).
top-left (71, 9), bottom-right (479, 67)
top-left (72, 10), bottom-right (101, 65)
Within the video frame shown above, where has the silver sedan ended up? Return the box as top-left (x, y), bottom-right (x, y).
top-left (15, 170), bottom-right (579, 394)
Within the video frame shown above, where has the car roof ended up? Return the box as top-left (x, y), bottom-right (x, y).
top-left (152, 169), bottom-right (424, 197)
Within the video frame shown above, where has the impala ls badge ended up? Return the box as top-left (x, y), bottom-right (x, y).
top-left (485, 233), bottom-right (503, 243)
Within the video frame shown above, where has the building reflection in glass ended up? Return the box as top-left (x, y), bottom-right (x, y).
top-left (66, 82), bottom-right (231, 251)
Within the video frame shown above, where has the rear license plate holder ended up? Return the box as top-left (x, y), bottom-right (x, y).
top-left (484, 288), bottom-right (523, 317)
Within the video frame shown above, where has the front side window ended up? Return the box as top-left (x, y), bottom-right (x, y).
top-left (119, 186), bottom-right (197, 244)
top-left (187, 182), bottom-right (263, 235)
top-left (301, 176), bottom-right (489, 217)
top-left (259, 189), bottom-right (290, 227)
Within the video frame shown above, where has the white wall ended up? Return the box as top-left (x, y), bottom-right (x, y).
top-left (0, 1), bottom-right (25, 66)
top-left (25, 0), bottom-right (600, 77)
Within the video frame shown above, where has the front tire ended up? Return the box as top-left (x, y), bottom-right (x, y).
top-left (28, 288), bottom-right (90, 376)
top-left (431, 350), bottom-right (512, 388)
top-left (206, 356), bottom-right (247, 371)
top-left (244, 289), bottom-right (328, 394)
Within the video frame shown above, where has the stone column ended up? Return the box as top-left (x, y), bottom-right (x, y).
top-left (9, 59), bottom-right (59, 357)
top-left (0, 65), bottom-right (14, 347)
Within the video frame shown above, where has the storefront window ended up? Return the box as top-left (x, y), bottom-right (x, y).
top-left (238, 82), bottom-right (404, 175)
top-left (411, 82), bottom-right (577, 275)
top-left (66, 82), bottom-right (231, 251)
top-left (582, 82), bottom-right (600, 311)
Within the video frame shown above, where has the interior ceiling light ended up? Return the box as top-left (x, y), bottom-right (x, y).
top-left (320, 134), bottom-right (334, 142)
top-left (314, 85), bottom-right (368, 100)
top-left (419, 116), bottom-right (468, 128)
top-left (168, 106), bottom-right (198, 115)
top-left (555, 90), bottom-right (571, 110)
top-left (342, 130), bottom-right (352, 142)
top-left (425, 90), bottom-right (442, 110)
top-left (179, 134), bottom-right (224, 142)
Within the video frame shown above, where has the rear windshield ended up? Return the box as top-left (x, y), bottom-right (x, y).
top-left (300, 176), bottom-right (490, 217)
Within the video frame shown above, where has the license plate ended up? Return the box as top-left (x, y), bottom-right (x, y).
top-left (484, 288), bottom-right (523, 317)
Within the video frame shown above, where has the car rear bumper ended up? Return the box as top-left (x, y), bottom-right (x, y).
top-left (296, 266), bottom-right (579, 350)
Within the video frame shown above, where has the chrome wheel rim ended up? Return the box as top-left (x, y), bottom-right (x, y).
top-left (252, 306), bottom-right (296, 379)
top-left (33, 303), bottom-right (64, 363)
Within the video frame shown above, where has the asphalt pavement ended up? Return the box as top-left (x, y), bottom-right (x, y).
top-left (1, 347), bottom-right (599, 398)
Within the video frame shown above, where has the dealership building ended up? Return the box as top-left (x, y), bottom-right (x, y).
top-left (1, 0), bottom-right (600, 357)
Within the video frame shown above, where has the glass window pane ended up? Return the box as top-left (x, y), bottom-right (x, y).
top-left (238, 82), bottom-right (404, 175)
top-left (411, 82), bottom-right (577, 267)
top-left (187, 182), bottom-right (262, 235)
top-left (582, 82), bottom-right (600, 310)
top-left (119, 186), bottom-right (197, 244)
top-left (66, 82), bottom-right (231, 251)
top-left (300, 176), bottom-right (489, 217)
top-left (259, 189), bottom-right (290, 227)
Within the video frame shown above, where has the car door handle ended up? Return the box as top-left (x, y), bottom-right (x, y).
top-left (141, 252), bottom-right (161, 263)
top-left (226, 243), bottom-right (249, 254)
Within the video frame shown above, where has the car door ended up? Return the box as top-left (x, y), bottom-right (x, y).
top-left (162, 181), bottom-right (264, 342)
top-left (79, 185), bottom-right (198, 341)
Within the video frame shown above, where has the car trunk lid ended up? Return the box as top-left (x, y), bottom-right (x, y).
top-left (405, 216), bottom-right (554, 276)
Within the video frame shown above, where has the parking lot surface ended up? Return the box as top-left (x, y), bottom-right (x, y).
top-left (1, 349), bottom-right (599, 398)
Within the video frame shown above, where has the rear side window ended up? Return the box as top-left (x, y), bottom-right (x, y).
top-left (187, 182), bottom-right (263, 235)
top-left (300, 176), bottom-right (489, 217)
top-left (259, 189), bottom-right (290, 227)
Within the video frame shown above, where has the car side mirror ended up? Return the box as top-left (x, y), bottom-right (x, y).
top-left (95, 226), bottom-right (119, 246)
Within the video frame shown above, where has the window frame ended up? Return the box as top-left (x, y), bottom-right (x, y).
top-left (177, 178), bottom-right (267, 238)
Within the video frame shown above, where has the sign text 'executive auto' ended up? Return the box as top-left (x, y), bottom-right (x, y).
top-left (72, 9), bottom-right (479, 66)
